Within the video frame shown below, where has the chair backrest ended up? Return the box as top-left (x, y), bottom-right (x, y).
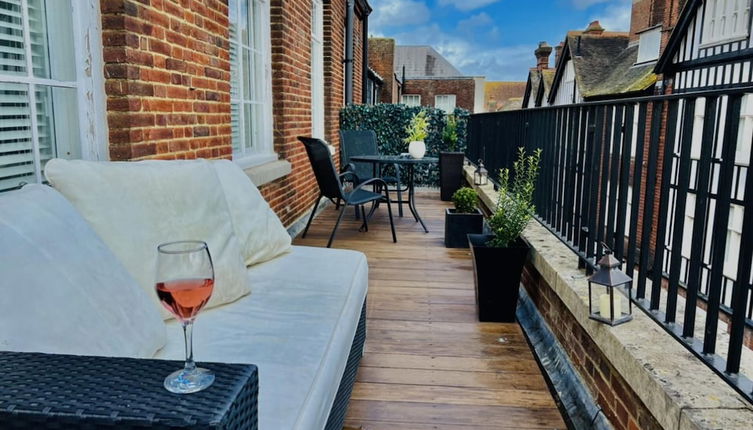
top-left (339, 130), bottom-right (378, 182)
top-left (298, 137), bottom-right (344, 200)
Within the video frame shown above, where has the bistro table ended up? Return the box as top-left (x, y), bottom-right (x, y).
top-left (350, 154), bottom-right (438, 233)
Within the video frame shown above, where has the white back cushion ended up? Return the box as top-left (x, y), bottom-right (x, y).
top-left (0, 185), bottom-right (166, 357)
top-left (211, 160), bottom-right (291, 266)
top-left (44, 159), bottom-right (249, 320)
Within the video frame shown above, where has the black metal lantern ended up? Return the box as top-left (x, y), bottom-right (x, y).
top-left (588, 250), bottom-right (633, 326)
top-left (474, 160), bottom-right (488, 186)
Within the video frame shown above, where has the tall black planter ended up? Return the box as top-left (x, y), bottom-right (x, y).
top-left (445, 208), bottom-right (483, 248)
top-left (439, 152), bottom-right (465, 201)
top-left (468, 234), bottom-right (530, 322)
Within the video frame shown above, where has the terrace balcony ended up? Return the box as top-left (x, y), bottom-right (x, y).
top-left (308, 87), bottom-right (753, 430)
top-left (294, 191), bottom-right (568, 429)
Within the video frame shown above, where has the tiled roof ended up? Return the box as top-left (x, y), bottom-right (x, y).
top-left (583, 45), bottom-right (657, 98)
top-left (549, 29), bottom-right (657, 102)
top-left (394, 46), bottom-right (463, 78)
top-left (484, 81), bottom-right (526, 111)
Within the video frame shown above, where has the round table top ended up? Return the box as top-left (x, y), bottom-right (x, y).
top-left (350, 154), bottom-right (439, 164)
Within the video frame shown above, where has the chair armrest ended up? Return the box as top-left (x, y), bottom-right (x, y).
top-left (339, 170), bottom-right (360, 184)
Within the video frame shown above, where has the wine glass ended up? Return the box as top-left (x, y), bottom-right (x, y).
top-left (156, 240), bottom-right (215, 394)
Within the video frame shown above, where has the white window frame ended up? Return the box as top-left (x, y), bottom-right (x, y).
top-left (701, 0), bottom-right (752, 47)
top-left (0, 0), bottom-right (107, 191)
top-left (434, 94), bottom-right (456, 113)
top-left (401, 94), bottom-right (421, 107)
top-left (636, 26), bottom-right (662, 64)
top-left (229, 0), bottom-right (276, 169)
top-left (310, 0), bottom-right (324, 139)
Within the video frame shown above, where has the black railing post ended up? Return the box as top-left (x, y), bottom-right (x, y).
top-left (703, 95), bottom-right (742, 355)
top-left (666, 97), bottom-right (697, 324)
top-left (626, 103), bottom-right (649, 280)
top-left (683, 96), bottom-right (718, 339)
top-left (727, 120), bottom-right (753, 375)
top-left (614, 104), bottom-right (635, 261)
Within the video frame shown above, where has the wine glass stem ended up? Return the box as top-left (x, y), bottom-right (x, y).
top-left (182, 321), bottom-right (196, 372)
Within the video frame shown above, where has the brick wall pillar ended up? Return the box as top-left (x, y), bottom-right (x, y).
top-left (100, 0), bottom-right (232, 161)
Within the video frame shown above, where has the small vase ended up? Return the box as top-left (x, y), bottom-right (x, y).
top-left (408, 141), bottom-right (426, 159)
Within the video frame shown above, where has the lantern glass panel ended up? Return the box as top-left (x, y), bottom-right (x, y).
top-left (588, 280), bottom-right (633, 326)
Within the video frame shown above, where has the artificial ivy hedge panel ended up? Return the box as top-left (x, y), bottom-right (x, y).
top-left (340, 104), bottom-right (470, 186)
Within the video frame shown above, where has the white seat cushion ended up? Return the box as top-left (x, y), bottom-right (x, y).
top-left (44, 159), bottom-right (249, 320)
top-left (154, 246), bottom-right (368, 430)
top-left (211, 160), bottom-right (291, 266)
top-left (0, 185), bottom-right (166, 358)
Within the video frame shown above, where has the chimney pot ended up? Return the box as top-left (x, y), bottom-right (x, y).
top-left (554, 42), bottom-right (564, 67)
top-left (534, 41), bottom-right (552, 71)
top-left (584, 20), bottom-right (605, 35)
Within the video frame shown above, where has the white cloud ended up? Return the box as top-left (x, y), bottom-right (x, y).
top-left (370, 0), bottom-right (431, 29)
top-left (592, 0), bottom-right (631, 31)
top-left (390, 23), bottom-right (534, 81)
top-left (571, 0), bottom-right (610, 9)
top-left (456, 12), bottom-right (500, 41)
top-left (437, 0), bottom-right (502, 12)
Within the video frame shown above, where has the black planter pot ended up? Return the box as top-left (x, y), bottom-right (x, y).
top-left (439, 152), bottom-right (465, 201)
top-left (444, 208), bottom-right (483, 248)
top-left (468, 234), bottom-right (530, 322)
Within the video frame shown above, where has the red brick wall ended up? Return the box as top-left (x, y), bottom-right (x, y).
top-left (101, 0), bottom-right (232, 161)
top-left (522, 264), bottom-right (663, 430)
top-left (402, 78), bottom-right (476, 111)
top-left (369, 38), bottom-right (397, 103)
top-left (101, 0), bottom-right (365, 227)
top-left (629, 0), bottom-right (687, 51)
top-left (261, 0), bottom-right (365, 226)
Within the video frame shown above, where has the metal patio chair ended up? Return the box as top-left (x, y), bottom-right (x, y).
top-left (339, 130), bottom-right (408, 216)
top-left (299, 136), bottom-right (397, 248)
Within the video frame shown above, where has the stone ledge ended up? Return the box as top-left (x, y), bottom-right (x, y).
top-left (243, 159), bottom-right (291, 186)
top-left (462, 165), bottom-right (753, 430)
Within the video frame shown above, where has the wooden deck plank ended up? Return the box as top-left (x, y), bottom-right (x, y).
top-left (293, 191), bottom-right (566, 429)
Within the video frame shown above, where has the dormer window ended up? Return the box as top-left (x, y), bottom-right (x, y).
top-left (702, 0), bottom-right (751, 46)
top-left (636, 26), bottom-right (661, 63)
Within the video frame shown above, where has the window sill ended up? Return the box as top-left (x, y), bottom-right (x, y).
top-left (242, 159), bottom-right (291, 186)
top-left (699, 34), bottom-right (749, 49)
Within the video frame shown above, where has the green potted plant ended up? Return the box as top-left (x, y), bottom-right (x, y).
top-left (439, 114), bottom-right (465, 201)
top-left (404, 111), bottom-right (428, 159)
top-left (468, 147), bottom-right (542, 322)
top-left (445, 187), bottom-right (484, 248)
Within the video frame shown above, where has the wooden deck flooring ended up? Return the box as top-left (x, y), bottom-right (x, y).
top-left (293, 191), bottom-right (566, 430)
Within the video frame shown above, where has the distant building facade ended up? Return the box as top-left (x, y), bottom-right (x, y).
top-left (368, 41), bottom-right (491, 113)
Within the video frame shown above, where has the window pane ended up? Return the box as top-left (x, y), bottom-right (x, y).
top-left (0, 0), bottom-right (27, 76)
top-left (242, 48), bottom-right (252, 100)
top-left (244, 103), bottom-right (254, 152)
top-left (0, 82), bottom-right (35, 191)
top-left (240, 0), bottom-right (249, 46)
top-left (230, 41), bottom-right (240, 100)
top-left (28, 0), bottom-right (75, 80)
top-left (36, 85), bottom-right (80, 162)
top-left (231, 102), bottom-right (241, 152)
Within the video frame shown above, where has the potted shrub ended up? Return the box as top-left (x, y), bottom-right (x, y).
top-left (439, 115), bottom-right (465, 201)
top-left (468, 147), bottom-right (542, 322)
top-left (404, 111), bottom-right (428, 159)
top-left (445, 187), bottom-right (484, 248)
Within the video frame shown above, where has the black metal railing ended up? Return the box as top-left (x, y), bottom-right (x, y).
top-left (468, 87), bottom-right (753, 402)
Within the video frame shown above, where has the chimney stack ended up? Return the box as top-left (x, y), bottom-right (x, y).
top-left (534, 41), bottom-right (552, 71)
top-left (584, 20), bottom-right (605, 35)
top-left (554, 42), bottom-right (564, 67)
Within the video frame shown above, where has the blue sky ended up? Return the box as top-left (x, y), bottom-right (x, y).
top-left (369, 0), bottom-right (633, 81)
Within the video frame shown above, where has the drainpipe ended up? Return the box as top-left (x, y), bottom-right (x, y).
top-left (344, 0), bottom-right (355, 104)
top-left (362, 11), bottom-right (369, 104)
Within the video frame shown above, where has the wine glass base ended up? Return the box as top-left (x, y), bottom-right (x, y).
top-left (164, 367), bottom-right (215, 394)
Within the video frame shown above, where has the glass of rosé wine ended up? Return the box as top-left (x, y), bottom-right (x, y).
top-left (156, 240), bottom-right (215, 394)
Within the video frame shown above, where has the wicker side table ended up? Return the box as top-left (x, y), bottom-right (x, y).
top-left (0, 351), bottom-right (258, 429)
